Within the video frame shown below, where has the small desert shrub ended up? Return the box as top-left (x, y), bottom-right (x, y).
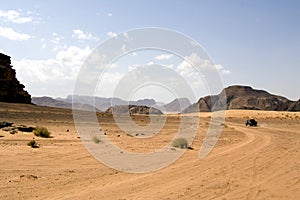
top-left (285, 114), bottom-right (289, 118)
top-left (220, 123), bottom-right (228, 128)
top-left (92, 135), bottom-right (100, 144)
top-left (126, 133), bottom-right (133, 137)
top-left (172, 138), bottom-right (188, 149)
top-left (27, 140), bottom-right (39, 148)
top-left (34, 126), bottom-right (51, 138)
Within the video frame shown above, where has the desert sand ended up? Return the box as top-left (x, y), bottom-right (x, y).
top-left (0, 102), bottom-right (299, 199)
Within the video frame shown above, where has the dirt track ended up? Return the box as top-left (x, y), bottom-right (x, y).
top-left (0, 103), bottom-right (299, 199)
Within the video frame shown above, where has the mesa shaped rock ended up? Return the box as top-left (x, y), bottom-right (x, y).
top-left (0, 53), bottom-right (31, 104)
top-left (183, 85), bottom-right (299, 113)
top-left (105, 105), bottom-right (163, 115)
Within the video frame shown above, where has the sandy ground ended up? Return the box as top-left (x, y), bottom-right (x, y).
top-left (0, 102), bottom-right (299, 200)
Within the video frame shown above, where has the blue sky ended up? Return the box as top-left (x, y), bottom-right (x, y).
top-left (0, 0), bottom-right (299, 102)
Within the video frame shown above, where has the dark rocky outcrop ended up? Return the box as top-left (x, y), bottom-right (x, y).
top-left (0, 121), bottom-right (14, 128)
top-left (0, 53), bottom-right (31, 103)
top-left (183, 85), bottom-right (299, 113)
top-left (105, 105), bottom-right (163, 115)
top-left (287, 99), bottom-right (300, 111)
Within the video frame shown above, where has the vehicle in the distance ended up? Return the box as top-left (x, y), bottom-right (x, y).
top-left (245, 119), bottom-right (257, 127)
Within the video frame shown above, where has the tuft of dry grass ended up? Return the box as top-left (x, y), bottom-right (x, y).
top-left (91, 135), bottom-right (100, 144)
top-left (34, 126), bottom-right (51, 138)
top-left (27, 140), bottom-right (39, 148)
top-left (220, 123), bottom-right (228, 128)
top-left (171, 138), bottom-right (188, 149)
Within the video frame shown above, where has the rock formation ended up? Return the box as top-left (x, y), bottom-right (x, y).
top-left (183, 85), bottom-right (299, 113)
top-left (287, 99), bottom-right (300, 111)
top-left (0, 53), bottom-right (31, 103)
top-left (105, 105), bottom-right (163, 115)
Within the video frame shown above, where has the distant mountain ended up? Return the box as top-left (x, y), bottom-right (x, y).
top-left (105, 105), bottom-right (163, 115)
top-left (59, 95), bottom-right (160, 111)
top-left (32, 97), bottom-right (98, 111)
top-left (32, 97), bottom-right (70, 108)
top-left (164, 98), bottom-right (191, 113)
top-left (183, 85), bottom-right (299, 113)
top-left (135, 99), bottom-right (156, 106)
top-left (34, 86), bottom-right (298, 113)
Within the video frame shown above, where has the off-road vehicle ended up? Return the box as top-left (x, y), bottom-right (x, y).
top-left (245, 119), bottom-right (257, 126)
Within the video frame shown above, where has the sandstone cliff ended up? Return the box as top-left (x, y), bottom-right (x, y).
top-left (183, 85), bottom-right (299, 113)
top-left (0, 53), bottom-right (31, 104)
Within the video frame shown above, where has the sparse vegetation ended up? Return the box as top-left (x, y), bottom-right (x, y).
top-left (220, 123), bottom-right (228, 128)
top-left (126, 133), bottom-right (133, 137)
top-left (285, 114), bottom-right (289, 118)
top-left (92, 135), bottom-right (100, 144)
top-left (27, 140), bottom-right (39, 148)
top-left (171, 138), bottom-right (189, 149)
top-left (34, 126), bottom-right (51, 138)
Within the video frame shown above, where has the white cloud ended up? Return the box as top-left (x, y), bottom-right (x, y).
top-left (56, 45), bottom-right (92, 65)
top-left (107, 13), bottom-right (112, 17)
top-left (106, 31), bottom-right (117, 38)
top-left (13, 45), bottom-right (92, 97)
top-left (72, 29), bottom-right (98, 41)
top-left (222, 69), bottom-right (231, 75)
top-left (0, 26), bottom-right (32, 41)
top-left (12, 45), bottom-right (129, 98)
top-left (215, 64), bottom-right (231, 75)
top-left (121, 44), bottom-right (127, 53)
top-left (177, 60), bottom-right (195, 77)
top-left (176, 53), bottom-right (231, 77)
top-left (123, 32), bottom-right (130, 41)
top-left (0, 9), bottom-right (33, 24)
top-left (155, 54), bottom-right (173, 60)
top-left (96, 72), bottom-right (123, 97)
top-left (128, 61), bottom-right (155, 71)
top-left (50, 32), bottom-right (64, 44)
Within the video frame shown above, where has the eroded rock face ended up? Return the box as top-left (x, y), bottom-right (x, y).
top-left (287, 99), bottom-right (300, 111)
top-left (183, 85), bottom-right (299, 113)
top-left (0, 53), bottom-right (31, 104)
top-left (105, 105), bottom-right (163, 115)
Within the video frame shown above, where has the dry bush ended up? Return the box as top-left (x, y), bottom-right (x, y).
top-left (220, 123), bottom-right (228, 128)
top-left (171, 138), bottom-right (188, 149)
top-left (27, 140), bottom-right (39, 148)
top-left (92, 135), bottom-right (100, 144)
top-left (34, 126), bottom-right (51, 138)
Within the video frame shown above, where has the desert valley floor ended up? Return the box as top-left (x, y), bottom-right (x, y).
top-left (0, 102), bottom-right (299, 200)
